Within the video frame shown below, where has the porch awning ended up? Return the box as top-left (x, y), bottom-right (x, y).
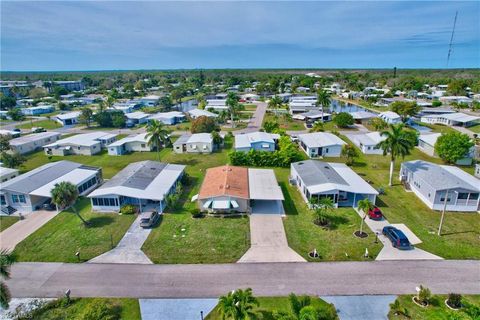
top-left (203, 200), bottom-right (212, 209)
top-left (191, 194), bottom-right (199, 202)
top-left (231, 200), bottom-right (239, 209)
top-left (212, 200), bottom-right (230, 209)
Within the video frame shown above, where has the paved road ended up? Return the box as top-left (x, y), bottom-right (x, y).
top-left (7, 260), bottom-right (479, 298)
top-left (235, 102), bottom-right (267, 134)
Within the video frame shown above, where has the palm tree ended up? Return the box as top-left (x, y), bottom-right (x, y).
top-left (376, 124), bottom-right (415, 186)
top-left (268, 95), bottom-right (283, 116)
top-left (0, 250), bottom-right (16, 309)
top-left (310, 197), bottom-right (335, 226)
top-left (51, 181), bottom-right (88, 226)
top-left (218, 288), bottom-right (259, 320)
top-left (146, 120), bottom-right (171, 161)
top-left (226, 92), bottom-right (240, 128)
top-left (289, 293), bottom-right (311, 318)
top-left (357, 198), bottom-right (374, 236)
top-left (316, 89), bottom-right (331, 123)
top-left (79, 107), bottom-right (93, 128)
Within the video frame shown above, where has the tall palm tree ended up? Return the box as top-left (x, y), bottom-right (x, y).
top-left (268, 95), bottom-right (283, 116)
top-left (226, 92), bottom-right (240, 128)
top-left (376, 124), bottom-right (415, 186)
top-left (146, 120), bottom-right (171, 161)
top-left (51, 181), bottom-right (87, 225)
top-left (357, 198), bottom-right (374, 236)
top-left (218, 288), bottom-right (259, 320)
top-left (0, 250), bottom-right (16, 309)
top-left (316, 89), bottom-right (331, 123)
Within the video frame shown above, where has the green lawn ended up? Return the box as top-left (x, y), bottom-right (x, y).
top-left (0, 216), bottom-right (19, 232)
top-left (332, 137), bottom-right (480, 259)
top-left (388, 295), bottom-right (480, 320)
top-left (243, 104), bottom-right (257, 111)
top-left (206, 296), bottom-right (338, 320)
top-left (168, 121), bottom-right (191, 132)
top-left (17, 119), bottom-right (62, 130)
top-left (23, 298), bottom-right (140, 319)
top-left (276, 168), bottom-right (383, 261)
top-left (143, 138), bottom-right (251, 264)
top-left (13, 198), bottom-right (136, 262)
top-left (264, 113), bottom-right (306, 131)
top-left (468, 124), bottom-right (480, 133)
top-left (322, 120), bottom-right (358, 132)
top-left (222, 122), bottom-right (248, 132)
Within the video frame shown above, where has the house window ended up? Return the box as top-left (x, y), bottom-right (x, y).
top-left (0, 195), bottom-right (6, 205)
top-left (440, 197), bottom-right (451, 202)
top-left (141, 144), bottom-right (146, 148)
top-left (469, 193), bottom-right (479, 200)
top-left (458, 193), bottom-right (469, 200)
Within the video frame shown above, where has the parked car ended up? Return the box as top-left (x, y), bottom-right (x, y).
top-left (13, 128), bottom-right (21, 133)
top-left (140, 211), bottom-right (160, 228)
top-left (382, 226), bottom-right (412, 250)
top-left (31, 127), bottom-right (46, 133)
top-left (368, 207), bottom-right (383, 220)
top-left (42, 201), bottom-right (56, 211)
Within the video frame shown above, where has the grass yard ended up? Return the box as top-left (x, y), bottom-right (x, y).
top-left (330, 136), bottom-right (480, 259)
top-left (322, 120), bottom-right (358, 132)
top-left (468, 123), bottom-right (480, 133)
top-left (13, 198), bottom-right (136, 262)
top-left (142, 137), bottom-right (251, 264)
top-left (276, 168), bottom-right (383, 261)
top-left (243, 103), bottom-right (257, 111)
top-left (16, 119), bottom-right (62, 130)
top-left (168, 121), bottom-right (191, 131)
top-left (388, 295), bottom-right (480, 320)
top-left (20, 298), bottom-right (140, 319)
top-left (206, 296), bottom-right (338, 320)
top-left (0, 216), bottom-right (19, 232)
top-left (264, 113), bottom-right (306, 131)
top-left (21, 149), bottom-right (165, 178)
top-left (222, 122), bottom-right (248, 132)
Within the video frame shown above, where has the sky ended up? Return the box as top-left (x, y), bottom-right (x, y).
top-left (1, 1), bottom-right (479, 71)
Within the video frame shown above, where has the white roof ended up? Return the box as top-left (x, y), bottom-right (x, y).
top-left (349, 132), bottom-right (385, 146)
top-left (44, 131), bottom-right (116, 148)
top-left (350, 111), bottom-right (377, 120)
top-left (441, 112), bottom-right (480, 123)
top-left (9, 131), bottom-right (61, 146)
top-left (89, 163), bottom-right (185, 201)
top-left (148, 111), bottom-right (185, 120)
top-left (307, 162), bottom-right (379, 195)
top-left (379, 111), bottom-right (401, 120)
top-left (187, 109), bottom-right (218, 118)
top-left (0, 129), bottom-right (19, 136)
top-left (29, 168), bottom-right (97, 197)
top-left (419, 133), bottom-right (441, 146)
top-left (0, 166), bottom-right (18, 177)
top-left (206, 99), bottom-right (227, 106)
top-left (140, 95), bottom-right (160, 100)
top-left (248, 169), bottom-right (284, 200)
top-left (56, 111), bottom-right (81, 120)
top-left (108, 133), bottom-right (148, 147)
top-left (235, 132), bottom-right (280, 149)
top-left (298, 132), bottom-right (346, 148)
top-left (125, 111), bottom-right (149, 120)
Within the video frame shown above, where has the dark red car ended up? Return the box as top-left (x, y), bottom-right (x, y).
top-left (368, 207), bottom-right (383, 220)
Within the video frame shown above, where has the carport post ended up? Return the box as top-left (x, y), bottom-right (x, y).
top-left (138, 198), bottom-right (142, 214)
top-left (438, 189), bottom-right (449, 236)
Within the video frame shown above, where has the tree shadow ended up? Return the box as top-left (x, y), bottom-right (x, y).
top-left (174, 158), bottom-right (199, 166)
top-left (328, 214), bottom-right (350, 230)
top-left (279, 182), bottom-right (299, 216)
top-left (87, 216), bottom-right (115, 228)
top-left (375, 197), bottom-right (389, 208)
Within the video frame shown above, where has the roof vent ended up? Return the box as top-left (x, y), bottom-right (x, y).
top-left (225, 184), bottom-right (230, 189)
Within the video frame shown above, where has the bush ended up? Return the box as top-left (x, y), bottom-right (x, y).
top-left (119, 204), bottom-right (137, 215)
top-left (334, 112), bottom-right (354, 128)
top-left (447, 293), bottom-right (462, 309)
top-left (417, 285), bottom-right (431, 305)
top-left (191, 116), bottom-right (218, 133)
top-left (435, 132), bottom-right (474, 164)
top-left (81, 299), bottom-right (120, 320)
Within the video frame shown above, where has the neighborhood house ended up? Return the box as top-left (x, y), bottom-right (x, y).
top-left (55, 111), bottom-right (81, 126)
top-left (346, 132), bottom-right (385, 155)
top-left (148, 111), bottom-right (186, 125)
top-left (9, 131), bottom-right (61, 155)
top-left (107, 133), bottom-right (152, 155)
top-left (420, 112), bottom-right (480, 128)
top-left (298, 132), bottom-right (346, 158)
top-left (173, 133), bottom-right (215, 154)
top-left (378, 111), bottom-right (402, 124)
top-left (234, 132), bottom-right (280, 152)
top-left (44, 132), bottom-right (117, 156)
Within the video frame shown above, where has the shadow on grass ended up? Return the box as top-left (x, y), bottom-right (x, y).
top-left (174, 158), bottom-right (200, 166)
top-left (375, 197), bottom-right (389, 208)
top-left (328, 214), bottom-right (350, 230)
top-left (440, 230), bottom-right (479, 237)
top-left (87, 216), bottom-right (115, 228)
top-left (279, 182), bottom-right (299, 216)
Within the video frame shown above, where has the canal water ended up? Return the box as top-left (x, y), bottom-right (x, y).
top-left (329, 99), bottom-right (369, 113)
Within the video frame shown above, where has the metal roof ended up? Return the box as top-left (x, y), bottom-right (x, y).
top-left (298, 132), bottom-right (346, 148)
top-left (173, 133), bottom-right (212, 146)
top-left (9, 132), bottom-right (61, 146)
top-left (56, 111), bottom-right (81, 120)
top-left (348, 132), bottom-right (385, 146)
top-left (235, 132), bottom-right (280, 149)
top-left (44, 131), bottom-right (116, 148)
top-left (418, 133), bottom-right (441, 147)
top-left (187, 109), bottom-right (218, 118)
top-left (108, 133), bottom-right (148, 147)
top-left (248, 169), bottom-right (284, 200)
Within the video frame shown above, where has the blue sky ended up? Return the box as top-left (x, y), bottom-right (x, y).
top-left (1, 1), bottom-right (479, 71)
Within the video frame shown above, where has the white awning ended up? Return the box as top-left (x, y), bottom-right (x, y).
top-left (262, 144), bottom-right (270, 148)
top-left (231, 200), bottom-right (239, 209)
top-left (203, 200), bottom-right (212, 209)
top-left (191, 194), bottom-right (198, 202)
top-left (212, 200), bottom-right (230, 209)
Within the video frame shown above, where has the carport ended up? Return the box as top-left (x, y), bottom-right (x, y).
top-left (248, 169), bottom-right (285, 215)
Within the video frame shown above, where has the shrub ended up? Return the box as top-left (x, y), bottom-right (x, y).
top-left (119, 204), bottom-right (137, 215)
top-left (333, 112), bottom-right (354, 128)
top-left (435, 132), bottom-right (474, 164)
top-left (447, 293), bottom-right (462, 309)
top-left (81, 299), bottom-right (120, 320)
top-left (191, 116), bottom-right (218, 133)
top-left (417, 285), bottom-right (431, 305)
top-left (462, 300), bottom-right (480, 318)
top-left (190, 208), bottom-right (203, 218)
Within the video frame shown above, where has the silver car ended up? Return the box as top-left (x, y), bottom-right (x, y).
top-left (140, 211), bottom-right (160, 228)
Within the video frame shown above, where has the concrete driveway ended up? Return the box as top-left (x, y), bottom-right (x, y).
top-left (322, 295), bottom-right (396, 320)
top-left (251, 200), bottom-right (284, 215)
top-left (238, 213), bottom-right (306, 263)
top-left (0, 211), bottom-right (58, 251)
top-left (353, 209), bottom-right (443, 261)
top-left (88, 214), bottom-right (153, 264)
top-left (140, 299), bottom-right (218, 320)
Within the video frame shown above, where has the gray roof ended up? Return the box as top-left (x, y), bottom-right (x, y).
top-left (402, 160), bottom-right (480, 191)
top-left (9, 132), bottom-right (61, 146)
top-left (100, 161), bottom-right (167, 190)
top-left (292, 160), bottom-right (347, 187)
top-left (1, 160), bottom-right (85, 193)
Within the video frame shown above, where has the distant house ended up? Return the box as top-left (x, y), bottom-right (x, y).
top-left (420, 112), bottom-right (480, 127)
top-left (294, 110), bottom-right (332, 122)
top-left (298, 132), bottom-right (346, 158)
top-left (417, 133), bottom-right (474, 165)
top-left (234, 132), bottom-right (280, 152)
top-left (0, 129), bottom-right (20, 138)
top-left (173, 133), bottom-right (216, 154)
top-left (88, 161), bottom-right (185, 213)
top-left (0, 167), bottom-right (19, 183)
top-left (289, 105), bottom-right (319, 115)
top-left (107, 133), bottom-right (152, 155)
top-left (125, 112), bottom-right (150, 126)
top-left (9, 132), bottom-right (61, 155)
top-left (47, 80), bottom-right (85, 92)
top-left (139, 95), bottom-right (160, 106)
top-left (55, 111), bottom-right (81, 126)
top-left (111, 100), bottom-right (142, 113)
top-left (187, 108), bottom-right (219, 119)
top-left (346, 132), bottom-right (385, 155)
top-left (206, 99), bottom-right (228, 111)
top-left (21, 105), bottom-right (55, 116)
top-left (400, 160), bottom-right (479, 212)
top-left (290, 160), bottom-right (378, 207)
top-left (439, 96), bottom-right (473, 105)
top-left (240, 93), bottom-right (259, 101)
top-left (44, 132), bottom-right (117, 156)
top-left (1, 161), bottom-right (102, 213)
top-left (378, 111), bottom-right (401, 124)
top-left (148, 111), bottom-right (186, 125)
top-left (196, 165), bottom-right (284, 214)
top-left (350, 111), bottom-right (377, 123)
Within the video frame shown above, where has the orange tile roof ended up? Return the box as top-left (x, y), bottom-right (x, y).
top-left (198, 165), bottom-right (249, 199)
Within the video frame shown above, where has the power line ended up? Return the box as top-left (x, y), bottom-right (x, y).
top-left (447, 11), bottom-right (458, 67)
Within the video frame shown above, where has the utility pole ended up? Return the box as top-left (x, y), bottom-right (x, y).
top-left (438, 189), bottom-right (449, 236)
